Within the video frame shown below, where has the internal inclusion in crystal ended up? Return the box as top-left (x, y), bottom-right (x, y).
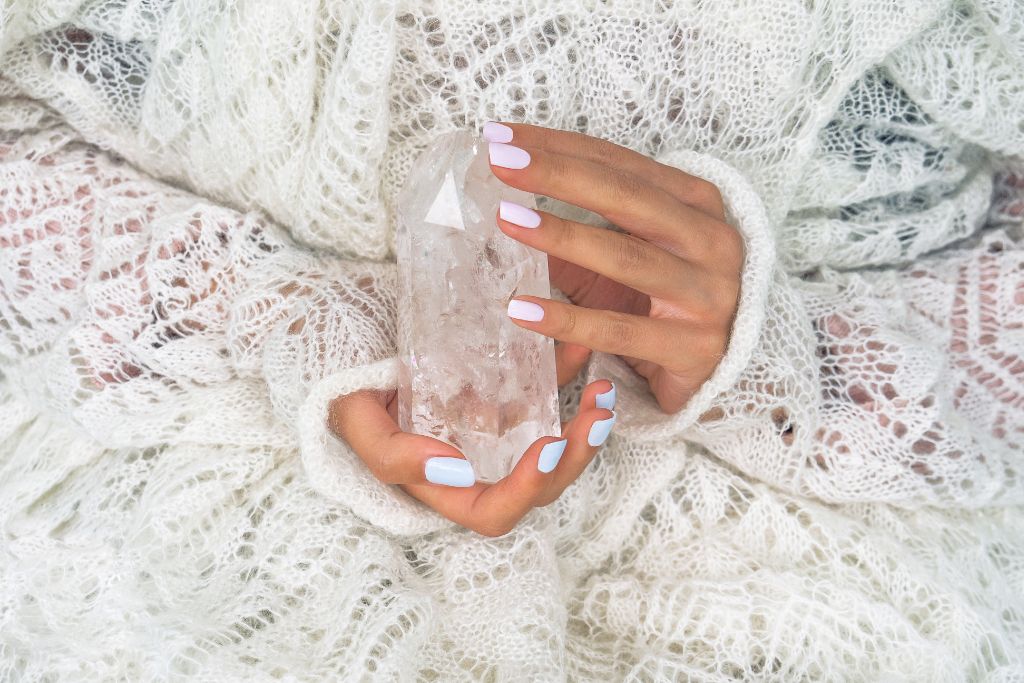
top-left (396, 130), bottom-right (560, 483)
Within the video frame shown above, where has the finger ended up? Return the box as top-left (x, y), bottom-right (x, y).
top-left (466, 435), bottom-right (571, 531)
top-left (537, 379), bottom-right (616, 505)
top-left (488, 142), bottom-right (722, 261)
top-left (547, 255), bottom-right (650, 316)
top-left (400, 435), bottom-right (569, 537)
top-left (555, 341), bottom-right (592, 387)
top-left (497, 202), bottom-right (702, 301)
top-left (483, 121), bottom-right (726, 219)
top-left (329, 391), bottom-right (475, 487)
top-left (506, 295), bottom-right (702, 369)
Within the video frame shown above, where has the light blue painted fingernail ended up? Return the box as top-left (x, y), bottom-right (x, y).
top-left (587, 412), bottom-right (617, 447)
top-left (425, 457), bottom-right (475, 487)
top-left (537, 439), bottom-right (568, 473)
top-left (595, 382), bottom-right (616, 410)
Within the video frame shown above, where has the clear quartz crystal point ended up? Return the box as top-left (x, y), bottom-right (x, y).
top-left (396, 130), bottom-right (560, 483)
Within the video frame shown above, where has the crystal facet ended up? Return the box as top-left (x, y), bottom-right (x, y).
top-left (396, 130), bottom-right (560, 483)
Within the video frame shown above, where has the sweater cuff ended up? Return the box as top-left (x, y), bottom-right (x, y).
top-left (589, 149), bottom-right (776, 442)
top-left (296, 357), bottom-right (453, 536)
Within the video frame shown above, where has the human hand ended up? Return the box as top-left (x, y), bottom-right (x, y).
top-left (483, 122), bottom-right (744, 413)
top-left (327, 344), bottom-right (615, 537)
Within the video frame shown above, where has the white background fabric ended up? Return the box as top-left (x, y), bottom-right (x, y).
top-left (0, 0), bottom-right (1022, 679)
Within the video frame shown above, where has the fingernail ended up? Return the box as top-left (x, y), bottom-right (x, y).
top-left (425, 457), bottom-right (475, 487)
top-left (499, 200), bottom-right (541, 228)
top-left (587, 412), bottom-right (617, 447)
top-left (595, 382), bottom-right (616, 410)
top-left (489, 142), bottom-right (531, 169)
top-left (507, 299), bottom-right (544, 322)
top-left (483, 121), bottom-right (513, 143)
top-left (537, 439), bottom-right (567, 473)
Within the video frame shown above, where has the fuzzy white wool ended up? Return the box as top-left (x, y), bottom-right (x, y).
top-left (0, 1), bottom-right (1023, 679)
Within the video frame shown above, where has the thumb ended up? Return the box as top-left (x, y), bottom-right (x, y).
top-left (328, 390), bottom-right (476, 487)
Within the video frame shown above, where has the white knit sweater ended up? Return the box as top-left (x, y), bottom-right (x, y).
top-left (1, 1), bottom-right (1023, 679)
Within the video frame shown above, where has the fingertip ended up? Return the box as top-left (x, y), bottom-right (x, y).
top-left (587, 410), bottom-right (617, 447)
top-left (537, 438), bottom-right (568, 473)
top-left (498, 200), bottom-right (543, 230)
top-left (424, 456), bottom-right (476, 487)
top-left (515, 435), bottom-right (561, 469)
top-left (577, 406), bottom-right (615, 425)
top-left (482, 121), bottom-right (514, 143)
top-left (580, 378), bottom-right (615, 410)
top-left (531, 408), bottom-right (610, 508)
top-left (503, 436), bottom-right (565, 491)
top-left (564, 406), bottom-right (615, 449)
top-left (507, 298), bottom-right (546, 322)
top-left (595, 382), bottom-right (616, 410)
top-left (330, 389), bottom-right (403, 452)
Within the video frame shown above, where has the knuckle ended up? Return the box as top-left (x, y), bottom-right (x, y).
top-left (683, 275), bottom-right (738, 325)
top-left (550, 215), bottom-right (577, 253)
top-left (534, 125), bottom-right (554, 152)
top-left (717, 223), bottom-right (745, 263)
top-left (557, 306), bottom-right (579, 337)
top-left (685, 227), bottom-right (718, 263)
top-left (588, 138), bottom-right (620, 167)
top-left (690, 178), bottom-right (724, 213)
top-left (695, 325), bottom-right (729, 363)
top-left (610, 171), bottom-right (646, 211)
top-left (543, 152), bottom-right (574, 189)
top-left (602, 314), bottom-right (641, 354)
top-left (680, 289), bottom-right (718, 324)
top-left (614, 234), bottom-right (650, 277)
top-left (374, 448), bottom-right (400, 484)
top-left (714, 278), bottom-right (741, 324)
top-left (686, 225), bottom-right (735, 267)
top-left (327, 390), bottom-right (376, 438)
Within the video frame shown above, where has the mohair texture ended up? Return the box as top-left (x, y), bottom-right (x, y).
top-left (0, 1), bottom-right (1023, 679)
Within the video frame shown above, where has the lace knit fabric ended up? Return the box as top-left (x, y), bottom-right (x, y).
top-left (1, 1), bottom-right (1023, 679)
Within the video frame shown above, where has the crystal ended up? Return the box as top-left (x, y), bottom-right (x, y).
top-left (396, 130), bottom-right (560, 483)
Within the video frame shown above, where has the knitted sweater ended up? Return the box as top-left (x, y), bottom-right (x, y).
top-left (1, 1), bottom-right (1022, 679)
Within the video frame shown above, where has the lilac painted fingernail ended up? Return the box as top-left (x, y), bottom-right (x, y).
top-left (499, 200), bottom-right (541, 228)
top-left (537, 439), bottom-right (567, 473)
top-left (483, 121), bottom-right (514, 143)
top-left (489, 142), bottom-right (531, 169)
top-left (595, 383), bottom-right (616, 410)
top-left (507, 299), bottom-right (544, 322)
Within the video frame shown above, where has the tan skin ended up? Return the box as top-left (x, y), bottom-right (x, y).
top-left (330, 123), bottom-right (744, 537)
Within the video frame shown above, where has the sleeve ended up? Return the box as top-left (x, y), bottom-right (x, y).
top-left (703, 219), bottom-right (1022, 509)
top-left (592, 73), bottom-right (1024, 509)
top-left (0, 100), bottom-right (445, 534)
top-left (0, 0), bottom-right (397, 259)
